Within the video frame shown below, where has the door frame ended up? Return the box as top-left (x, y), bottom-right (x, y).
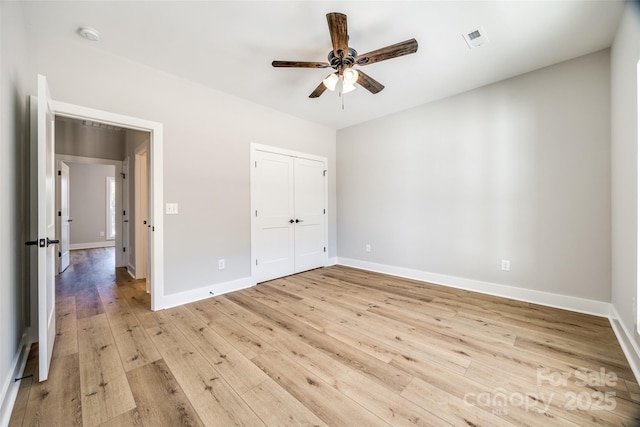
top-left (55, 155), bottom-right (123, 257)
top-left (52, 100), bottom-right (165, 311)
top-left (250, 143), bottom-right (329, 281)
top-left (55, 160), bottom-right (71, 273)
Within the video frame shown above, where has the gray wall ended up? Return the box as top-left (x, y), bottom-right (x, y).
top-left (67, 162), bottom-right (116, 246)
top-left (0, 1), bottom-right (33, 420)
top-left (28, 28), bottom-right (337, 297)
top-left (55, 117), bottom-right (126, 161)
top-left (611, 3), bottom-right (640, 344)
top-left (337, 49), bottom-right (611, 302)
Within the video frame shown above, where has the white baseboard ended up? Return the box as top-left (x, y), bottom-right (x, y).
top-left (126, 264), bottom-right (136, 279)
top-left (0, 333), bottom-right (31, 427)
top-left (70, 241), bottom-right (115, 250)
top-left (609, 305), bottom-right (640, 383)
top-left (337, 258), bottom-right (611, 317)
top-left (159, 276), bottom-right (256, 310)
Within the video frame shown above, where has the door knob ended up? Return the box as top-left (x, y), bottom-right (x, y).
top-left (46, 238), bottom-right (59, 247)
top-left (25, 240), bottom-right (38, 246)
top-left (289, 219), bottom-right (295, 224)
top-left (295, 219), bottom-right (303, 223)
top-left (67, 219), bottom-right (73, 222)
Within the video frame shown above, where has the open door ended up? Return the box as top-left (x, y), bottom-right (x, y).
top-left (27, 75), bottom-right (57, 381)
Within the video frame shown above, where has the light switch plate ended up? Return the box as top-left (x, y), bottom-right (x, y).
top-left (166, 203), bottom-right (179, 215)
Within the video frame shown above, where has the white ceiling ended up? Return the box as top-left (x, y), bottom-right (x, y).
top-left (20, 1), bottom-right (625, 130)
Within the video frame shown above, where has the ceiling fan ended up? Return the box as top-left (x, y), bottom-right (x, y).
top-left (272, 12), bottom-right (418, 99)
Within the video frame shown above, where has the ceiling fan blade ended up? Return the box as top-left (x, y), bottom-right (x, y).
top-left (309, 81), bottom-right (327, 98)
top-left (356, 70), bottom-right (385, 94)
top-left (272, 60), bottom-right (331, 68)
top-left (355, 38), bottom-right (418, 66)
top-left (326, 12), bottom-right (348, 58)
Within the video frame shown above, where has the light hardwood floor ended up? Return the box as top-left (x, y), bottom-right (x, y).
top-left (9, 248), bottom-right (640, 426)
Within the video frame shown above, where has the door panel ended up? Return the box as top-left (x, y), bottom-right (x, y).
top-left (253, 151), bottom-right (294, 282)
top-left (294, 158), bottom-right (326, 273)
top-left (36, 74), bottom-right (56, 381)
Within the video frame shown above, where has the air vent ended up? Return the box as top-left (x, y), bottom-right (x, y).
top-left (463, 26), bottom-right (488, 49)
top-left (82, 120), bottom-right (123, 131)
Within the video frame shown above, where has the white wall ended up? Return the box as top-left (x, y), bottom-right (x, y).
top-left (0, 2), bottom-right (33, 423)
top-left (27, 31), bottom-right (337, 298)
top-left (337, 49), bottom-right (611, 305)
top-left (67, 162), bottom-right (116, 248)
top-left (611, 2), bottom-right (640, 353)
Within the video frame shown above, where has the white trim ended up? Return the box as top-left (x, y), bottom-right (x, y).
top-left (127, 263), bottom-right (136, 279)
top-left (327, 257), bottom-right (338, 266)
top-left (51, 100), bottom-right (164, 311)
top-left (609, 305), bottom-right (640, 383)
top-left (70, 241), bottom-right (115, 250)
top-left (55, 154), bottom-right (121, 166)
top-left (160, 277), bottom-right (256, 310)
top-left (0, 334), bottom-right (31, 427)
top-left (337, 258), bottom-right (611, 317)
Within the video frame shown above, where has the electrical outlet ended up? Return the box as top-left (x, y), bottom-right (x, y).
top-left (218, 259), bottom-right (225, 270)
top-left (365, 244), bottom-right (371, 253)
top-left (501, 259), bottom-right (510, 272)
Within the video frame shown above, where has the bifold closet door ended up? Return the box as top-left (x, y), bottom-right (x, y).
top-left (293, 157), bottom-right (326, 273)
top-left (253, 149), bottom-right (326, 283)
top-left (253, 151), bottom-right (296, 282)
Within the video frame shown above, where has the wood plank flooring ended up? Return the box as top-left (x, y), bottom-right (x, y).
top-left (9, 248), bottom-right (640, 426)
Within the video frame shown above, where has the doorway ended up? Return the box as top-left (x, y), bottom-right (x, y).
top-left (49, 100), bottom-right (164, 310)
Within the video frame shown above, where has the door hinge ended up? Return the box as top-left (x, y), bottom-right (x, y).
top-left (152, 226), bottom-right (155, 231)
top-left (323, 209), bottom-right (326, 214)
top-left (123, 247), bottom-right (126, 252)
top-left (255, 210), bottom-right (258, 217)
top-left (123, 210), bottom-right (126, 216)
top-left (121, 172), bottom-right (126, 179)
top-left (323, 247), bottom-right (326, 253)
top-left (255, 161), bottom-right (257, 168)
top-left (57, 170), bottom-right (61, 176)
top-left (58, 251), bottom-right (61, 257)
top-left (58, 211), bottom-right (61, 217)
top-left (256, 259), bottom-right (258, 266)
top-left (323, 170), bottom-right (327, 176)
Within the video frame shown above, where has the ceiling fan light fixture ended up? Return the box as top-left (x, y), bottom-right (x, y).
top-left (343, 68), bottom-right (359, 86)
top-left (323, 73), bottom-right (339, 91)
top-left (342, 83), bottom-right (356, 94)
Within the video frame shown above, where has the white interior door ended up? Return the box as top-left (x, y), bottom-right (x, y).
top-left (293, 158), bottom-right (326, 273)
top-left (58, 161), bottom-right (70, 272)
top-left (35, 74), bottom-right (57, 382)
top-left (251, 146), bottom-right (327, 283)
top-left (253, 150), bottom-right (295, 282)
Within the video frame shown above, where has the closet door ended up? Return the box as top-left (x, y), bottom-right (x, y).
top-left (252, 146), bottom-right (328, 283)
top-left (293, 157), bottom-right (326, 273)
top-left (253, 151), bottom-right (295, 282)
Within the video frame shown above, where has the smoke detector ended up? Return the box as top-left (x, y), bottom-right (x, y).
top-left (463, 26), bottom-right (488, 49)
top-left (78, 26), bottom-right (101, 42)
